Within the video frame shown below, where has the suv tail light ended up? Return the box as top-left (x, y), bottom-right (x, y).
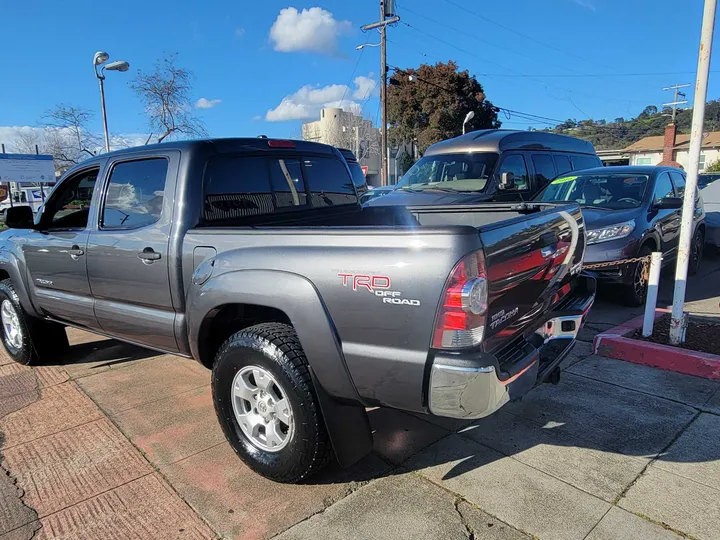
top-left (432, 250), bottom-right (488, 349)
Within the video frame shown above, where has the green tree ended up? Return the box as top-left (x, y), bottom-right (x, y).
top-left (387, 61), bottom-right (500, 154)
top-left (705, 158), bottom-right (720, 172)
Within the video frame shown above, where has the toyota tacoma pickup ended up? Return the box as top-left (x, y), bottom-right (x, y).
top-left (0, 138), bottom-right (595, 483)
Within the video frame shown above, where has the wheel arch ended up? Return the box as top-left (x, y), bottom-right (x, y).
top-left (188, 269), bottom-right (373, 469)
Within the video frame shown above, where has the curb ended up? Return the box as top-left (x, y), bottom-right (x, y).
top-left (592, 310), bottom-right (720, 380)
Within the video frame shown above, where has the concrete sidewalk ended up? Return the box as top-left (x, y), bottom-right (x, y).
top-left (1, 289), bottom-right (720, 539)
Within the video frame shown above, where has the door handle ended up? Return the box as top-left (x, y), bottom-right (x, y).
top-left (68, 246), bottom-right (84, 258)
top-left (137, 248), bottom-right (161, 262)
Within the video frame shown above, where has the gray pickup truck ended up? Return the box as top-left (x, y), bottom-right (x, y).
top-left (0, 138), bottom-right (595, 482)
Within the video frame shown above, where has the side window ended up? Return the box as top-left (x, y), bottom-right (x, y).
top-left (204, 156), bottom-right (274, 221)
top-left (302, 157), bottom-right (357, 207)
top-left (497, 154), bottom-right (529, 190)
top-left (43, 168), bottom-right (99, 229)
top-left (102, 159), bottom-right (168, 229)
top-left (571, 155), bottom-right (601, 171)
top-left (531, 154), bottom-right (556, 188)
top-left (653, 172), bottom-right (675, 203)
top-left (268, 158), bottom-right (308, 208)
top-left (554, 155), bottom-right (572, 175)
top-left (669, 171), bottom-right (686, 198)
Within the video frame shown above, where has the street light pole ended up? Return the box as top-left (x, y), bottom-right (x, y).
top-left (93, 51), bottom-right (130, 154)
top-left (669, 0), bottom-right (717, 345)
top-left (380, 1), bottom-right (388, 186)
top-left (97, 76), bottom-right (110, 153)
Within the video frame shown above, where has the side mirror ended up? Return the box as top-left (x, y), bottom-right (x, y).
top-left (5, 206), bottom-right (35, 229)
top-left (655, 196), bottom-right (682, 210)
top-left (499, 172), bottom-right (516, 190)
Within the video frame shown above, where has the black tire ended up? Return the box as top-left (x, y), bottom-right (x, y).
top-left (689, 229), bottom-right (704, 276)
top-left (619, 246), bottom-right (653, 307)
top-left (211, 322), bottom-right (332, 483)
top-left (0, 279), bottom-right (69, 365)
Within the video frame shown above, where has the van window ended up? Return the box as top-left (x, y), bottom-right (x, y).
top-left (497, 155), bottom-right (529, 190)
top-left (531, 154), bottom-right (556, 188)
top-left (571, 155), bottom-right (601, 171)
top-left (554, 155), bottom-right (572, 175)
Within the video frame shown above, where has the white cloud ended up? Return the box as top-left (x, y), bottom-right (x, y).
top-left (195, 98), bottom-right (222, 109)
top-left (0, 126), bottom-right (149, 154)
top-left (572, 0), bottom-right (596, 10)
top-left (235, 27), bottom-right (245, 37)
top-left (265, 76), bottom-right (376, 121)
top-left (269, 7), bottom-right (351, 54)
top-left (352, 75), bottom-right (378, 100)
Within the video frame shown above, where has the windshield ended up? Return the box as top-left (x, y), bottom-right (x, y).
top-left (536, 173), bottom-right (649, 209)
top-left (396, 152), bottom-right (498, 192)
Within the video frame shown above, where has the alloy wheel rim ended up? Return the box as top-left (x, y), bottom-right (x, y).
top-left (1, 300), bottom-right (23, 350)
top-left (231, 365), bottom-right (294, 452)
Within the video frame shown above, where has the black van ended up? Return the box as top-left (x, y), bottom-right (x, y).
top-left (366, 129), bottom-right (601, 206)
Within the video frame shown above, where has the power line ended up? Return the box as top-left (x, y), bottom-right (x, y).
top-left (340, 46), bottom-right (365, 106)
top-left (441, 0), bottom-right (614, 70)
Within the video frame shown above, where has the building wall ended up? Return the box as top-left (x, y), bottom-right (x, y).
top-left (630, 148), bottom-right (720, 170)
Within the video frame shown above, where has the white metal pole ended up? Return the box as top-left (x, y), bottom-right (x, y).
top-left (670, 0), bottom-right (717, 345)
top-left (642, 252), bottom-right (663, 337)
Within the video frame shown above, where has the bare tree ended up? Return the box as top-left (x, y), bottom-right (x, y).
top-left (302, 114), bottom-right (380, 160)
top-left (10, 129), bottom-right (46, 155)
top-left (42, 105), bottom-right (101, 171)
top-left (130, 54), bottom-right (207, 144)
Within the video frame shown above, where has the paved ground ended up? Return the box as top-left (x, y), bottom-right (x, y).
top-left (0, 259), bottom-right (719, 539)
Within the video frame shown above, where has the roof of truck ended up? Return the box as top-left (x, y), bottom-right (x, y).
top-left (98, 137), bottom-right (336, 159)
top-left (424, 129), bottom-right (597, 156)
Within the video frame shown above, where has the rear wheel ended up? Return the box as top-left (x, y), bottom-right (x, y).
top-left (211, 322), bottom-right (332, 483)
top-left (619, 246), bottom-right (652, 307)
top-left (689, 229), bottom-right (704, 276)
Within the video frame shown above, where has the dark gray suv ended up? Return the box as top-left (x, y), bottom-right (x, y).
top-left (535, 166), bottom-right (706, 305)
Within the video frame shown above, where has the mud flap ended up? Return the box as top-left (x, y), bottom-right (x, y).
top-left (311, 372), bottom-right (373, 468)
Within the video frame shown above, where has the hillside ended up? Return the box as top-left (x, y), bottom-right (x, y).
top-left (543, 99), bottom-right (720, 150)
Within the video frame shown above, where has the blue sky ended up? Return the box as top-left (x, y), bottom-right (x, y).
top-left (1, 0), bottom-right (719, 144)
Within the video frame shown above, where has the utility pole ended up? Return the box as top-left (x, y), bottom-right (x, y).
top-left (662, 83), bottom-right (691, 122)
top-left (361, 2), bottom-right (398, 187)
top-left (669, 0), bottom-right (716, 345)
top-left (354, 125), bottom-right (360, 159)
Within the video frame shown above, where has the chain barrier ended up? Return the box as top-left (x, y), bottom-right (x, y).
top-left (583, 255), bottom-right (651, 280)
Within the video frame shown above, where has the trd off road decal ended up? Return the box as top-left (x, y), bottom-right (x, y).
top-left (337, 273), bottom-right (421, 307)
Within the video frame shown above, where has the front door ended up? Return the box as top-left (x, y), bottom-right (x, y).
top-left (23, 167), bottom-right (99, 328)
top-left (86, 155), bottom-right (178, 351)
top-left (650, 171), bottom-right (682, 257)
top-left (493, 153), bottom-right (531, 202)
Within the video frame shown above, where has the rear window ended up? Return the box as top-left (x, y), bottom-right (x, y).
top-left (203, 155), bottom-right (356, 222)
top-left (347, 161), bottom-right (368, 192)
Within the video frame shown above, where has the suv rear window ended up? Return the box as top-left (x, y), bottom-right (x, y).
top-left (203, 155), bottom-right (356, 222)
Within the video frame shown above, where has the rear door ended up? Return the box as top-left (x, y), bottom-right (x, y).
top-left (86, 153), bottom-right (180, 351)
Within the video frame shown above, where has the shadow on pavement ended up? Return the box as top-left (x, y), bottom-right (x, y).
top-left (54, 338), bottom-right (159, 370)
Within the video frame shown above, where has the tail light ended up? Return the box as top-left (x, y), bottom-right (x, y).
top-left (432, 250), bottom-right (488, 349)
top-left (268, 139), bottom-right (296, 148)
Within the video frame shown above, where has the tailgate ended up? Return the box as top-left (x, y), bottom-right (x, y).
top-left (478, 204), bottom-right (585, 351)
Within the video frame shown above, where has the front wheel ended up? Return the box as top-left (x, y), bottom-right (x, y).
top-left (211, 323), bottom-right (332, 483)
top-left (619, 246), bottom-right (652, 307)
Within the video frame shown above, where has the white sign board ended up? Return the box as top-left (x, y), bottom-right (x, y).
top-left (0, 154), bottom-right (55, 184)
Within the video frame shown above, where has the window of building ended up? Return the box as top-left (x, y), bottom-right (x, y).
top-left (497, 154), bottom-right (529, 190)
top-left (699, 154), bottom-right (706, 171)
top-left (531, 154), bottom-right (557, 188)
top-left (636, 157), bottom-right (652, 165)
top-left (553, 155), bottom-right (572, 175)
top-left (102, 159), bottom-right (167, 229)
